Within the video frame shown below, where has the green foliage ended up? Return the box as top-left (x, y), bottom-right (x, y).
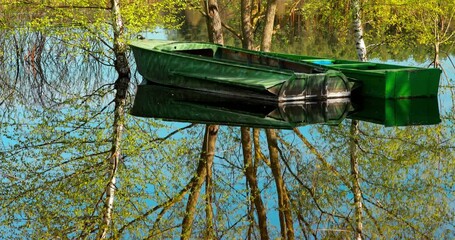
top-left (361, 0), bottom-right (455, 59)
top-left (2, 0), bottom-right (455, 239)
top-left (1, 0), bottom-right (187, 59)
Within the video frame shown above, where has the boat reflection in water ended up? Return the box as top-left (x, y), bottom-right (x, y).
top-left (349, 97), bottom-right (441, 127)
top-left (130, 83), bottom-right (440, 128)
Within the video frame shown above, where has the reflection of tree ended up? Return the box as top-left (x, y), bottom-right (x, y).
top-left (2, 0), bottom-right (455, 239)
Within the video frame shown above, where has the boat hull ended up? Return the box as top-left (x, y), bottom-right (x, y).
top-left (129, 39), bottom-right (441, 99)
top-left (265, 52), bottom-right (441, 98)
top-left (129, 40), bottom-right (352, 101)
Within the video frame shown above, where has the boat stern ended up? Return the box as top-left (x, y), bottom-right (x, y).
top-left (278, 70), bottom-right (351, 101)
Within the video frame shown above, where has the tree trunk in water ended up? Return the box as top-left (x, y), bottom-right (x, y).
top-left (240, 5), bottom-right (270, 238)
top-left (351, 1), bottom-right (366, 238)
top-left (205, 144), bottom-right (214, 239)
top-left (97, 0), bottom-right (130, 238)
top-left (241, 127), bottom-right (270, 239)
top-left (181, 1), bottom-right (224, 238)
top-left (260, 2), bottom-right (293, 236)
top-left (266, 129), bottom-right (294, 240)
top-left (352, 0), bottom-right (367, 62)
top-left (350, 120), bottom-right (363, 240)
top-left (181, 125), bottom-right (219, 240)
top-left (261, 0), bottom-right (277, 52)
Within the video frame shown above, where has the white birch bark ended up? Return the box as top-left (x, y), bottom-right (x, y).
top-left (351, 1), bottom-right (365, 239)
top-left (97, 0), bottom-right (129, 238)
top-left (353, 0), bottom-right (367, 61)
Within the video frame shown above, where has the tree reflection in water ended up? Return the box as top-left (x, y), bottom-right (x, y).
top-left (1, 27), bottom-right (455, 240)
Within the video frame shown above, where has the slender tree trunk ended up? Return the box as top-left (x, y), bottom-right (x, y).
top-left (181, 125), bottom-right (219, 240)
top-left (265, 129), bottom-right (294, 240)
top-left (181, 1), bottom-right (224, 238)
top-left (204, 0), bottom-right (224, 45)
top-left (350, 120), bottom-right (363, 240)
top-left (246, 187), bottom-right (255, 240)
top-left (180, 154), bottom-right (207, 240)
top-left (241, 0), bottom-right (253, 50)
top-left (259, 2), bottom-right (293, 236)
top-left (240, 5), bottom-right (270, 238)
top-left (434, 42), bottom-right (440, 68)
top-left (97, 0), bottom-right (130, 238)
top-left (242, 127), bottom-right (270, 239)
top-left (205, 146), bottom-right (214, 239)
top-left (433, 19), bottom-right (440, 68)
top-left (351, 1), bottom-right (366, 239)
top-left (352, 0), bottom-right (367, 61)
top-left (261, 0), bottom-right (277, 52)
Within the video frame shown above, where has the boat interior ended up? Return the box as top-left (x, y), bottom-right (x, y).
top-left (175, 47), bottom-right (320, 74)
top-left (168, 42), bottom-right (415, 73)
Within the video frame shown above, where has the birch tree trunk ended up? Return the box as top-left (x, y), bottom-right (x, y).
top-left (351, 1), bottom-right (366, 239)
top-left (350, 120), bottom-right (363, 240)
top-left (97, 0), bottom-right (130, 238)
top-left (353, 0), bottom-right (367, 62)
top-left (433, 19), bottom-right (441, 68)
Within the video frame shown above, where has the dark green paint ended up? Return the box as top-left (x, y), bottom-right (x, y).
top-left (349, 97), bottom-right (440, 127)
top-left (129, 39), bottom-right (352, 101)
top-left (130, 84), bottom-right (440, 128)
top-left (130, 84), bottom-right (352, 129)
top-left (267, 52), bottom-right (442, 98)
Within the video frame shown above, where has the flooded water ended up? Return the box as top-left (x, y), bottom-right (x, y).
top-left (1, 26), bottom-right (455, 238)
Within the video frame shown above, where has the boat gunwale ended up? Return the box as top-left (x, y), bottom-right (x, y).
top-left (131, 43), bottom-right (299, 77)
top-left (130, 40), bottom-right (331, 78)
top-left (129, 39), bottom-right (441, 99)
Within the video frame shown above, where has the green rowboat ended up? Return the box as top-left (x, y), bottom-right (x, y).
top-left (129, 39), bottom-right (441, 99)
top-left (129, 39), bottom-right (352, 101)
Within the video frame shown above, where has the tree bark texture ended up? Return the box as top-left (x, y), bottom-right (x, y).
top-left (261, 0), bottom-right (277, 52)
top-left (433, 40), bottom-right (440, 68)
top-left (97, 0), bottom-right (130, 238)
top-left (352, 0), bottom-right (367, 61)
top-left (241, 127), bottom-right (270, 239)
top-left (205, 144), bottom-right (215, 239)
top-left (350, 120), bottom-right (363, 240)
top-left (351, 1), bottom-right (366, 238)
top-left (265, 129), bottom-right (294, 240)
top-left (191, 1), bottom-right (224, 238)
top-left (241, 0), bottom-right (253, 50)
top-left (204, 0), bottom-right (224, 45)
top-left (181, 125), bottom-right (219, 240)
